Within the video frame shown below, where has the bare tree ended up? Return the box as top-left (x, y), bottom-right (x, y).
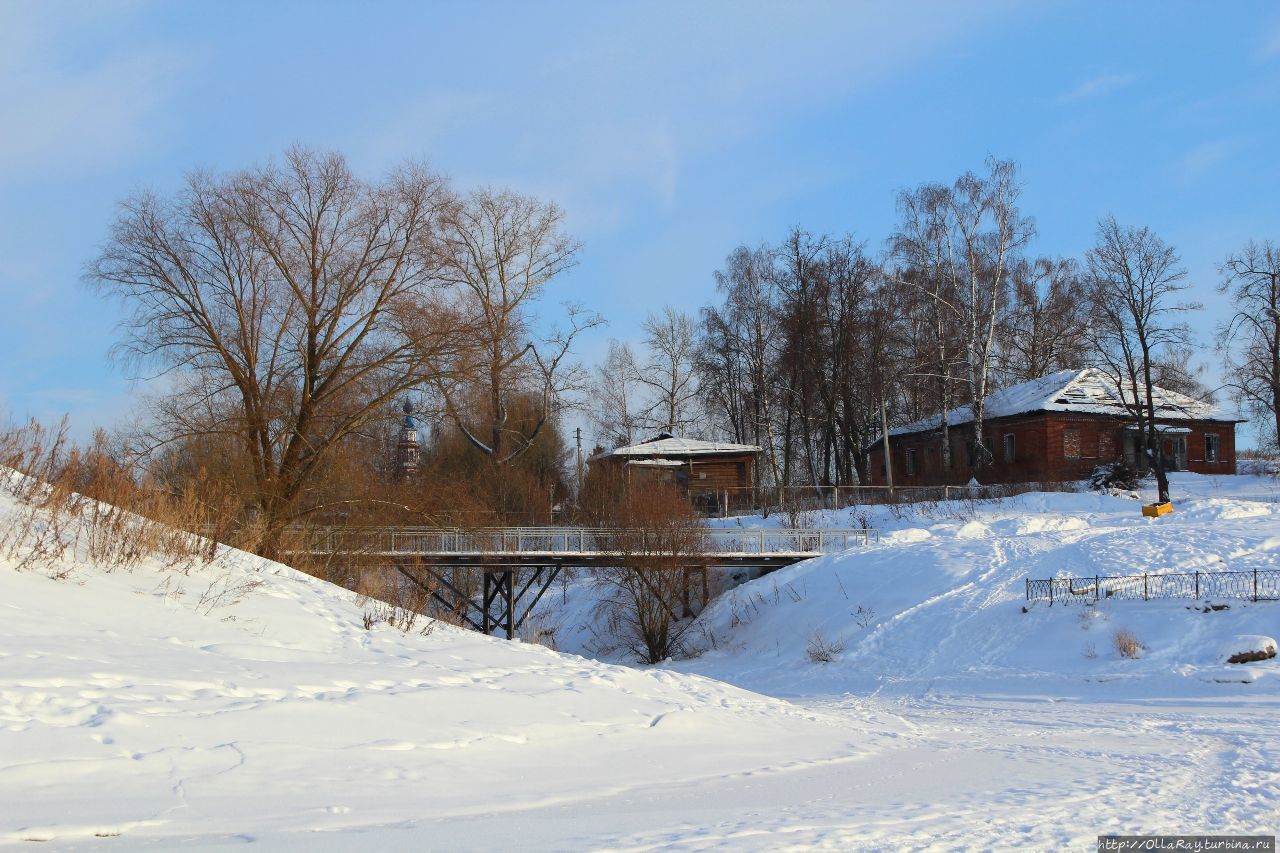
top-left (636, 307), bottom-right (700, 435)
top-left (1085, 217), bottom-right (1200, 503)
top-left (590, 340), bottom-right (645, 448)
top-left (595, 482), bottom-right (708, 664)
top-left (893, 158), bottom-right (1033, 478)
top-left (434, 188), bottom-right (600, 464)
top-left (88, 147), bottom-right (464, 558)
top-left (699, 245), bottom-right (784, 487)
top-left (1218, 241), bottom-right (1280, 450)
top-left (998, 256), bottom-right (1088, 382)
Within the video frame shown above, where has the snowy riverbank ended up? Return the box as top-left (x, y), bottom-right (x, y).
top-left (3, 472), bottom-right (1278, 848)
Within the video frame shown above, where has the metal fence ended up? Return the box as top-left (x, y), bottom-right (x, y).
top-left (1026, 569), bottom-right (1280, 604)
top-left (309, 526), bottom-right (878, 556)
top-left (704, 481), bottom-right (1077, 516)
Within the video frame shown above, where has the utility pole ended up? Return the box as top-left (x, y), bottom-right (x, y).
top-left (880, 395), bottom-right (895, 496)
top-left (575, 427), bottom-right (584, 501)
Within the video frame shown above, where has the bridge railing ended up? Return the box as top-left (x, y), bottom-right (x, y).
top-left (308, 526), bottom-right (878, 556)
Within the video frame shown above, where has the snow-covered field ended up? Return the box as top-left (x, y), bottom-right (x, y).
top-left (3, 473), bottom-right (1279, 849)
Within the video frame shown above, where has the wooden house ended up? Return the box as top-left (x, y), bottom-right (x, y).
top-left (588, 433), bottom-right (762, 512)
top-left (866, 369), bottom-right (1242, 487)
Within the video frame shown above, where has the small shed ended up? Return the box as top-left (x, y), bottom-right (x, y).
top-left (867, 368), bottom-right (1243, 487)
top-left (588, 433), bottom-right (762, 512)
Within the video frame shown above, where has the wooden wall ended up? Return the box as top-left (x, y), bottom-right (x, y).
top-left (687, 454), bottom-right (755, 494)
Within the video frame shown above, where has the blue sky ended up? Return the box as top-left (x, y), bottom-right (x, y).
top-left (2, 1), bottom-right (1279, 445)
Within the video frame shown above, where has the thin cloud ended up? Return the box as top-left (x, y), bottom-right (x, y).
top-left (1261, 25), bottom-right (1280, 60)
top-left (1058, 72), bottom-right (1137, 103)
top-left (1176, 139), bottom-right (1234, 182)
top-left (0, 3), bottom-right (189, 185)
top-left (358, 2), bottom-right (1016, 237)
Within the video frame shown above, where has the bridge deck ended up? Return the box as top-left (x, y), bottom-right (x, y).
top-left (303, 527), bottom-right (878, 638)
top-left (302, 527), bottom-right (877, 569)
top-left (349, 551), bottom-right (825, 568)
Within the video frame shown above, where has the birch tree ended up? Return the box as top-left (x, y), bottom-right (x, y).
top-left (590, 340), bottom-right (645, 448)
top-left (699, 245), bottom-right (784, 487)
top-left (893, 158), bottom-right (1033, 477)
top-left (892, 187), bottom-right (963, 475)
top-left (637, 307), bottom-right (700, 435)
top-left (998, 256), bottom-right (1088, 382)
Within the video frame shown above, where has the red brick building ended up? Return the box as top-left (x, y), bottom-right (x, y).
top-left (867, 369), bottom-right (1242, 487)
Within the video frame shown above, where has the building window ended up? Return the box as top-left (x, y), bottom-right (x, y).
top-left (1064, 428), bottom-right (1081, 460)
top-left (1206, 433), bottom-right (1220, 463)
top-left (905, 448), bottom-right (917, 476)
top-left (1003, 433), bottom-right (1016, 464)
top-left (1098, 432), bottom-right (1116, 460)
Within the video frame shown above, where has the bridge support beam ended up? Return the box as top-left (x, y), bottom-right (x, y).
top-left (421, 565), bottom-right (561, 641)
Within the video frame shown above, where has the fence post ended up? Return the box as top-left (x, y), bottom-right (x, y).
top-left (1094, 575), bottom-right (1099, 601)
top-left (1255, 568), bottom-right (1258, 602)
top-left (1048, 578), bottom-right (1053, 606)
top-left (1195, 570), bottom-right (1199, 599)
top-left (1143, 573), bottom-right (1148, 601)
top-left (1025, 578), bottom-right (1029, 601)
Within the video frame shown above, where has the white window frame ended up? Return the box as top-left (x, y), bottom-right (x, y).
top-left (1205, 433), bottom-right (1220, 463)
top-left (1003, 433), bottom-right (1016, 464)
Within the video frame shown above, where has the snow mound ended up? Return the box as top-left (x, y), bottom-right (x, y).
top-left (0, 489), bottom-right (854, 847)
top-left (1221, 635), bottom-right (1278, 664)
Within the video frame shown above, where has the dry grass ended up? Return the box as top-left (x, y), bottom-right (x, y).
top-left (354, 562), bottom-right (442, 635)
top-left (0, 418), bottom-right (225, 576)
top-left (1113, 627), bottom-right (1144, 659)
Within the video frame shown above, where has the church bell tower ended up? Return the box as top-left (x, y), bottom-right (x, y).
top-left (395, 399), bottom-right (421, 480)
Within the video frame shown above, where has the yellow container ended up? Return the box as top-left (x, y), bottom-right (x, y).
top-left (1142, 502), bottom-right (1173, 518)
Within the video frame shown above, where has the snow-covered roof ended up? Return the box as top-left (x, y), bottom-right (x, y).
top-left (889, 368), bottom-right (1241, 438)
top-left (626, 458), bottom-right (686, 468)
top-left (592, 433), bottom-right (762, 461)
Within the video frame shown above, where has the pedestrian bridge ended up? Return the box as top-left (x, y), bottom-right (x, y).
top-left (304, 526), bottom-right (878, 639)
top-left (306, 526), bottom-right (878, 569)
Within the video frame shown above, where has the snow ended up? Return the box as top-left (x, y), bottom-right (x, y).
top-left (5, 471), bottom-right (1280, 848)
top-left (592, 433), bottom-right (762, 459)
top-left (1219, 635), bottom-right (1278, 662)
top-left (889, 367), bottom-right (1242, 437)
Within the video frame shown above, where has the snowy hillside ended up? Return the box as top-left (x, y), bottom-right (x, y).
top-left (680, 473), bottom-right (1280, 699)
top-left (0, 488), bottom-right (857, 848)
top-left (536, 474), bottom-right (1280, 699)
top-left (4, 474), bottom-right (1279, 849)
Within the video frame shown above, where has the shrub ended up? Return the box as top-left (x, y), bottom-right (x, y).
top-left (805, 628), bottom-right (845, 663)
top-left (1089, 461), bottom-right (1140, 493)
top-left (594, 482), bottom-right (708, 664)
top-left (1113, 627), bottom-right (1144, 659)
top-left (1090, 458), bottom-right (1141, 491)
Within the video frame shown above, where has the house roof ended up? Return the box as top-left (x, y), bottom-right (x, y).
top-left (590, 432), bottom-right (762, 462)
top-left (888, 368), bottom-right (1242, 439)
